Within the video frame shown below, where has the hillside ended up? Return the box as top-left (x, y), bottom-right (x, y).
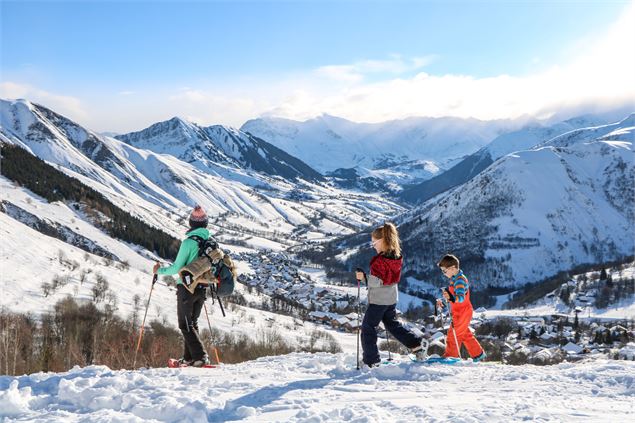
top-left (399, 115), bottom-right (612, 205)
top-left (334, 116), bottom-right (635, 293)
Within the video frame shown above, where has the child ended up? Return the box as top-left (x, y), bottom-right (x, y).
top-left (356, 223), bottom-right (424, 367)
top-left (437, 254), bottom-right (486, 362)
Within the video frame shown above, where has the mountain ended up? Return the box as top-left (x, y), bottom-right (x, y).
top-left (116, 118), bottom-right (323, 183)
top-left (0, 98), bottom-right (404, 247)
top-left (399, 115), bottom-right (612, 204)
top-left (241, 114), bottom-right (528, 185)
top-left (397, 115), bottom-right (634, 288)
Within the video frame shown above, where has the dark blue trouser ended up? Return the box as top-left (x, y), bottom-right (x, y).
top-left (361, 303), bottom-right (421, 365)
top-left (177, 284), bottom-right (207, 361)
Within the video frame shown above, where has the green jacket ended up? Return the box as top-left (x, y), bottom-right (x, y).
top-left (157, 228), bottom-right (210, 285)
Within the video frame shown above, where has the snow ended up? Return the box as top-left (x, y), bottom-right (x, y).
top-left (1, 353), bottom-right (633, 422)
top-left (241, 114), bottom-right (526, 179)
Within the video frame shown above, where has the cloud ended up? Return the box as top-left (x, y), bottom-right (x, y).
top-left (314, 55), bottom-right (436, 83)
top-left (0, 81), bottom-right (87, 120)
top-left (166, 88), bottom-right (266, 127)
top-left (267, 3), bottom-right (635, 123)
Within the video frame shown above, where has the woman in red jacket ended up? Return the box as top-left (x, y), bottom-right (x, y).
top-left (356, 223), bottom-right (424, 367)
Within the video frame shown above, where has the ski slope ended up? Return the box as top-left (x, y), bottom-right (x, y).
top-left (1, 352), bottom-right (633, 422)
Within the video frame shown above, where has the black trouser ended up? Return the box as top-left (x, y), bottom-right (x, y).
top-left (177, 284), bottom-right (207, 361)
top-left (361, 303), bottom-right (421, 365)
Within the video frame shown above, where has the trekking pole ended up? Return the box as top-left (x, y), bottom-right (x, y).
top-left (203, 302), bottom-right (221, 365)
top-left (213, 284), bottom-right (226, 317)
top-left (437, 300), bottom-right (445, 328)
top-left (355, 268), bottom-right (364, 370)
top-left (133, 274), bottom-right (157, 369)
top-left (444, 298), bottom-right (462, 359)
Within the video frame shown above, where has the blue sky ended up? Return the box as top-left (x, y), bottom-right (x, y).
top-left (2, 0), bottom-right (633, 131)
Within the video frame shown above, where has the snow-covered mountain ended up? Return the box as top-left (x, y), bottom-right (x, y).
top-left (241, 114), bottom-right (528, 185)
top-left (0, 99), bottom-right (404, 246)
top-left (400, 115), bottom-right (613, 204)
top-left (379, 116), bottom-right (634, 289)
top-left (116, 118), bottom-right (324, 183)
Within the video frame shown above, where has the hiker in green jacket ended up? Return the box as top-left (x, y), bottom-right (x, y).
top-left (152, 205), bottom-right (222, 367)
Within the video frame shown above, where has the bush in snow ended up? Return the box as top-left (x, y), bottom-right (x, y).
top-left (92, 273), bottom-right (109, 303)
top-left (41, 281), bottom-right (53, 297)
top-left (305, 329), bottom-right (342, 354)
top-left (0, 311), bottom-right (35, 376)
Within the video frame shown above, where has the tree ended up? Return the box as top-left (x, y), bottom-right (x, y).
top-left (574, 313), bottom-right (579, 330)
top-left (92, 273), bottom-right (109, 303)
top-left (559, 286), bottom-right (570, 305)
top-left (596, 286), bottom-right (611, 309)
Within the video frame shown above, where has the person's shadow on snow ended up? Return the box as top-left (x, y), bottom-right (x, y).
top-left (207, 378), bottom-right (331, 422)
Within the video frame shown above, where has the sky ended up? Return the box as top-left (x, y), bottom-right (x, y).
top-left (1, 0), bottom-right (634, 132)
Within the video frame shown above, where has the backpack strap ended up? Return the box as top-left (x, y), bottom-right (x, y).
top-left (187, 234), bottom-right (206, 254)
top-left (188, 235), bottom-right (220, 263)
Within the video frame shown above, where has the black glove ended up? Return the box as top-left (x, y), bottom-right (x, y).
top-left (444, 287), bottom-right (456, 303)
top-left (355, 268), bottom-right (367, 284)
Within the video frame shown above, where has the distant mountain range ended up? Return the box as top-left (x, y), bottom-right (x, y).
top-left (241, 114), bottom-right (530, 186)
top-left (2, 97), bottom-right (633, 294)
top-left (398, 115), bottom-right (613, 204)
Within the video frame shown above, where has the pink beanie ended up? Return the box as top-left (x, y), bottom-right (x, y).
top-left (189, 205), bottom-right (208, 225)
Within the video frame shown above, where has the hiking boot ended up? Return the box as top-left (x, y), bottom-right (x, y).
top-left (414, 349), bottom-right (427, 361)
top-left (177, 357), bottom-right (193, 367)
top-left (362, 360), bottom-right (381, 369)
top-left (473, 351), bottom-right (487, 363)
top-left (191, 355), bottom-right (211, 367)
top-left (411, 338), bottom-right (429, 361)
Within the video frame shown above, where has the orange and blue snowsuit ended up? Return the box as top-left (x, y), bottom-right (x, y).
top-left (444, 270), bottom-right (484, 358)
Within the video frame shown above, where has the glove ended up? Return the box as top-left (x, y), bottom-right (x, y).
top-left (355, 268), bottom-right (367, 283)
top-left (209, 248), bottom-right (224, 262)
top-left (444, 288), bottom-right (456, 303)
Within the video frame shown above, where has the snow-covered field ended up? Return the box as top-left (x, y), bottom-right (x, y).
top-left (1, 352), bottom-right (633, 422)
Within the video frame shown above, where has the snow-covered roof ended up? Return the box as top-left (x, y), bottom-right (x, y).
top-left (563, 342), bottom-right (583, 354)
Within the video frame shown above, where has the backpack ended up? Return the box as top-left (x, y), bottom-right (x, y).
top-left (179, 235), bottom-right (236, 297)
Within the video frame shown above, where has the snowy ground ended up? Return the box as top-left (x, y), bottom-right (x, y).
top-left (1, 352), bottom-right (633, 422)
